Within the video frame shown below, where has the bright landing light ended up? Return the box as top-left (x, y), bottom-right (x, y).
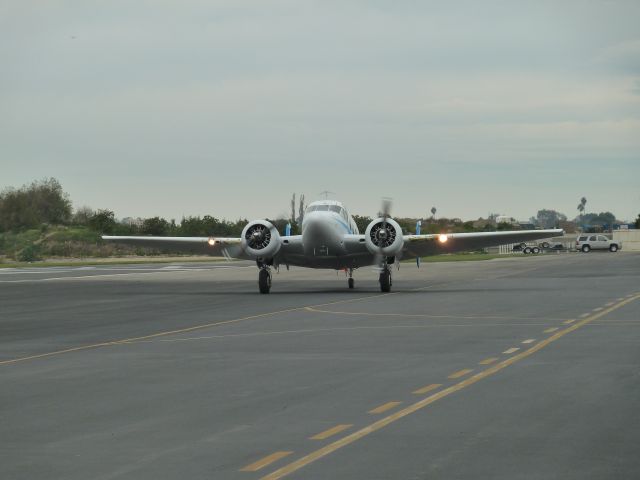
top-left (438, 234), bottom-right (448, 243)
top-left (207, 238), bottom-right (216, 246)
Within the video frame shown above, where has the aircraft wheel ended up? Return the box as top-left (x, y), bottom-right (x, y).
top-left (379, 269), bottom-right (391, 292)
top-left (258, 269), bottom-right (271, 294)
top-left (348, 277), bottom-right (354, 289)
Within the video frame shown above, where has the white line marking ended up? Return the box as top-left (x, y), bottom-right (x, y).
top-left (503, 347), bottom-right (520, 354)
top-left (521, 339), bottom-right (535, 344)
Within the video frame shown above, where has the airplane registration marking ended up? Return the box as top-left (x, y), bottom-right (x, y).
top-left (412, 383), bottom-right (442, 395)
top-left (544, 327), bottom-right (559, 333)
top-left (310, 424), bottom-right (352, 440)
top-left (240, 451), bottom-right (293, 472)
top-left (503, 347), bottom-right (520, 354)
top-left (368, 402), bottom-right (402, 414)
top-left (479, 357), bottom-right (498, 365)
top-left (448, 369), bottom-right (473, 379)
top-left (258, 294), bottom-right (640, 480)
top-left (521, 339), bottom-right (536, 344)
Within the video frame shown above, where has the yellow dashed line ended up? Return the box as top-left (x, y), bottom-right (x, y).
top-left (544, 327), bottom-right (559, 333)
top-left (448, 368), bottom-right (473, 379)
top-left (479, 357), bottom-right (498, 365)
top-left (310, 424), bottom-right (352, 440)
top-left (258, 293), bottom-right (640, 480)
top-left (240, 451), bottom-right (293, 472)
top-left (368, 401), bottom-right (402, 414)
top-left (503, 347), bottom-right (520, 354)
top-left (412, 383), bottom-right (442, 395)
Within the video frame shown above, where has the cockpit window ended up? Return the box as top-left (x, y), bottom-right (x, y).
top-left (329, 205), bottom-right (341, 213)
top-left (317, 205), bottom-right (330, 211)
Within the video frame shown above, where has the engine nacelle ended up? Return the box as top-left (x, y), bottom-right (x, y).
top-left (241, 220), bottom-right (281, 260)
top-left (364, 217), bottom-right (404, 257)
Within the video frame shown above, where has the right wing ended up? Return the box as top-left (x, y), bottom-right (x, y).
top-left (403, 229), bottom-right (564, 257)
top-left (101, 235), bottom-right (246, 259)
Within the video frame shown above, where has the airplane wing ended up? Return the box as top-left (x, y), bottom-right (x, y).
top-left (402, 229), bottom-right (563, 257)
top-left (101, 235), bottom-right (247, 259)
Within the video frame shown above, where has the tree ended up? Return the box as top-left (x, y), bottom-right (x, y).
top-left (0, 177), bottom-right (72, 231)
top-left (88, 209), bottom-right (116, 234)
top-left (577, 196), bottom-right (587, 220)
top-left (72, 206), bottom-right (94, 225)
top-left (536, 209), bottom-right (567, 229)
top-left (141, 217), bottom-right (170, 236)
top-left (352, 215), bottom-right (373, 234)
top-left (581, 212), bottom-right (616, 226)
top-left (430, 207), bottom-right (437, 220)
top-left (635, 214), bottom-right (640, 229)
top-left (298, 194), bottom-right (305, 226)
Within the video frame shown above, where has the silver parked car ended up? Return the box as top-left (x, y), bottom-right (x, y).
top-left (575, 234), bottom-right (621, 252)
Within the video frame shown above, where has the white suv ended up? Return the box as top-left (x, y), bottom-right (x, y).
top-left (576, 234), bottom-right (621, 253)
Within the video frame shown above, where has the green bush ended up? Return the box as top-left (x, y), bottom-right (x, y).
top-left (17, 243), bottom-right (42, 262)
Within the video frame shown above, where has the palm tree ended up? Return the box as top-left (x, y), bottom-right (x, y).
top-left (577, 196), bottom-right (587, 220)
top-left (430, 206), bottom-right (437, 220)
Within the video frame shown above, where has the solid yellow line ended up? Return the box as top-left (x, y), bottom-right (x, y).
top-left (412, 383), bottom-right (442, 395)
top-left (479, 357), bottom-right (498, 365)
top-left (448, 368), bottom-right (473, 379)
top-left (544, 327), bottom-right (559, 333)
top-left (240, 451), bottom-right (293, 472)
top-left (368, 401), bottom-right (402, 414)
top-left (310, 424), bottom-right (352, 440)
top-left (259, 293), bottom-right (640, 480)
top-left (503, 347), bottom-right (520, 354)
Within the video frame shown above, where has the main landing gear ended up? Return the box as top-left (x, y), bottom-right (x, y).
top-left (379, 266), bottom-right (392, 292)
top-left (257, 261), bottom-right (272, 294)
top-left (347, 269), bottom-right (354, 289)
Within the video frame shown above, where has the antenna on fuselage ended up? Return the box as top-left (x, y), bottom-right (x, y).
top-left (318, 190), bottom-right (335, 200)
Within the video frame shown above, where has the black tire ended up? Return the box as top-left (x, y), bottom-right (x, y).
top-left (258, 269), bottom-right (271, 294)
top-left (581, 245), bottom-right (591, 253)
top-left (541, 242), bottom-right (550, 248)
top-left (532, 247), bottom-right (540, 254)
top-left (348, 277), bottom-right (354, 289)
top-left (523, 247), bottom-right (531, 254)
top-left (609, 244), bottom-right (618, 252)
top-left (379, 269), bottom-right (391, 292)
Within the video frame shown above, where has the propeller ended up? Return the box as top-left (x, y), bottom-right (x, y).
top-left (373, 197), bottom-right (393, 270)
top-left (245, 224), bottom-right (271, 249)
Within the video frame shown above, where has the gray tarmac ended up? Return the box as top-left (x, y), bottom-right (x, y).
top-left (1, 253), bottom-right (639, 480)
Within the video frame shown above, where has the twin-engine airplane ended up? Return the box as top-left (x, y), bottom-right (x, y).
top-left (103, 200), bottom-right (562, 294)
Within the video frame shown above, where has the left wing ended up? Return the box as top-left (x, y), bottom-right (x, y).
top-left (101, 235), bottom-right (246, 259)
top-left (402, 229), bottom-right (563, 257)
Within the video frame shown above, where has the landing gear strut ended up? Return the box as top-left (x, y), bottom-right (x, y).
top-left (347, 269), bottom-right (354, 289)
top-left (258, 266), bottom-right (271, 294)
top-left (379, 266), bottom-right (392, 292)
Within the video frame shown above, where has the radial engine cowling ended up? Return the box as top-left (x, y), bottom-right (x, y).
top-left (241, 220), bottom-right (281, 260)
top-left (364, 217), bottom-right (404, 257)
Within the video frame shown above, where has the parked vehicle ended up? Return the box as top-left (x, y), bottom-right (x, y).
top-left (575, 234), bottom-right (621, 252)
top-left (512, 243), bottom-right (541, 254)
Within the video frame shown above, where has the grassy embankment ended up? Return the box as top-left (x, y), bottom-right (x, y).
top-left (0, 226), bottom-right (225, 268)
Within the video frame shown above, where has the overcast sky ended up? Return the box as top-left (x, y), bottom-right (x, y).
top-left (2, 0), bottom-right (639, 222)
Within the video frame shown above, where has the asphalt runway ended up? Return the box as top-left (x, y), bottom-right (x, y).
top-left (1, 253), bottom-right (639, 480)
